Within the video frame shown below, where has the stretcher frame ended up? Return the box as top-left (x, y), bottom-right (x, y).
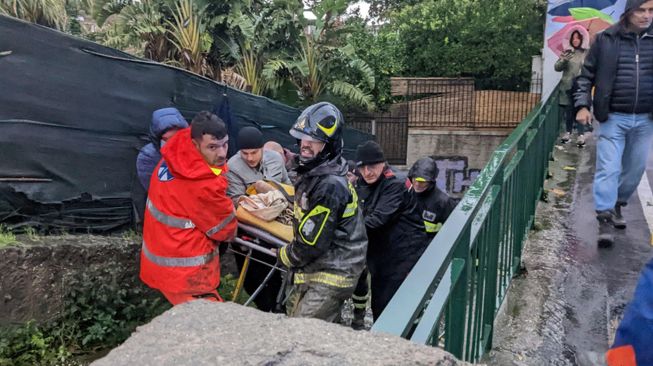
top-left (229, 222), bottom-right (291, 309)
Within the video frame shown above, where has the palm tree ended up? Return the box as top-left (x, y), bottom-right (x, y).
top-left (166, 0), bottom-right (214, 77)
top-left (1, 0), bottom-right (68, 30)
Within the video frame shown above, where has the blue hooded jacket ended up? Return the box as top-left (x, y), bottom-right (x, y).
top-left (608, 256), bottom-right (653, 365)
top-left (136, 108), bottom-right (188, 190)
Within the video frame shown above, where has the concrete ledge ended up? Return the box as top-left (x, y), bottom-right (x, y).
top-left (93, 301), bottom-right (473, 366)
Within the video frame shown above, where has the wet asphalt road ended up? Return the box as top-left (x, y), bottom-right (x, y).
top-left (487, 130), bottom-right (653, 365)
top-left (562, 132), bottom-right (653, 364)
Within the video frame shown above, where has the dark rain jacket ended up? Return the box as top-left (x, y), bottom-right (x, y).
top-left (574, 24), bottom-right (653, 122)
top-left (278, 157), bottom-right (368, 289)
top-left (356, 167), bottom-right (429, 275)
top-left (412, 185), bottom-right (458, 240)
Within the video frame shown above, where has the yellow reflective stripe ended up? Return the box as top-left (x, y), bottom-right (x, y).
top-left (299, 205), bottom-right (330, 246)
top-left (210, 167), bottom-right (222, 176)
top-left (294, 202), bottom-right (304, 221)
top-left (293, 272), bottom-right (354, 288)
top-left (415, 177), bottom-right (427, 182)
top-left (317, 118), bottom-right (338, 137)
top-left (352, 293), bottom-right (369, 302)
top-left (342, 183), bottom-right (358, 218)
top-left (424, 221), bottom-right (442, 233)
top-left (279, 246), bottom-right (292, 267)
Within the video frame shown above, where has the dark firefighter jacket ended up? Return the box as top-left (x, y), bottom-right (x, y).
top-left (356, 167), bottom-right (430, 273)
top-left (412, 185), bottom-right (459, 240)
top-left (278, 157), bottom-right (368, 289)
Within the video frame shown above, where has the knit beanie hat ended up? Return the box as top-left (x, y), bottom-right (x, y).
top-left (238, 126), bottom-right (263, 150)
top-left (356, 140), bottom-right (385, 166)
top-left (625, 0), bottom-right (648, 14)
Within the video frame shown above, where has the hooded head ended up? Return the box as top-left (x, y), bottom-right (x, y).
top-left (408, 157), bottom-right (438, 193)
top-left (565, 28), bottom-right (589, 50)
top-left (625, 0), bottom-right (650, 13)
top-left (150, 107), bottom-right (189, 148)
top-left (621, 0), bottom-right (653, 32)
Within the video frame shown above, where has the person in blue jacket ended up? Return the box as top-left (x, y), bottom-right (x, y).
top-left (606, 257), bottom-right (653, 366)
top-left (137, 107), bottom-right (189, 190)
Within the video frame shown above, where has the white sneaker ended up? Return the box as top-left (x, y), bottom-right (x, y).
top-left (576, 133), bottom-right (586, 147)
top-left (561, 132), bottom-right (571, 143)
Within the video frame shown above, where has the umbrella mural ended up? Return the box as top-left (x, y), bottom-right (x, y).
top-left (552, 8), bottom-right (615, 22)
top-left (547, 17), bottom-right (612, 55)
top-left (547, 7), bottom-right (614, 56)
top-left (548, 0), bottom-right (618, 16)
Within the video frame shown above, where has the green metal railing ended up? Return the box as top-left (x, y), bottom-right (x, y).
top-left (371, 87), bottom-right (561, 362)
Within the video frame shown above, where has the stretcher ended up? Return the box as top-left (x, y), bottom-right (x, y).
top-left (229, 181), bottom-right (294, 308)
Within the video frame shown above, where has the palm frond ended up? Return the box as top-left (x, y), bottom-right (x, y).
top-left (92, 0), bottom-right (129, 27)
top-left (262, 58), bottom-right (291, 91)
top-left (330, 80), bottom-right (375, 111)
top-left (349, 58), bottom-right (376, 90)
top-left (215, 36), bottom-right (241, 61)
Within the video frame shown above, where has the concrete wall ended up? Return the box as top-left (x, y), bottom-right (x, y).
top-left (0, 234), bottom-right (238, 325)
top-left (406, 129), bottom-right (509, 196)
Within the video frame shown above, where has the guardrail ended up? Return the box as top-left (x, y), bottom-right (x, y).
top-left (371, 87), bottom-right (561, 362)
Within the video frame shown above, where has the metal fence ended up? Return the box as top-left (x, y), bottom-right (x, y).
top-left (345, 103), bottom-right (409, 165)
top-left (371, 86), bottom-right (561, 362)
top-left (392, 77), bottom-right (543, 129)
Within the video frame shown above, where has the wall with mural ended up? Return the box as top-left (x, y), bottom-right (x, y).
top-left (542, 0), bottom-right (627, 98)
top-left (430, 156), bottom-right (481, 196)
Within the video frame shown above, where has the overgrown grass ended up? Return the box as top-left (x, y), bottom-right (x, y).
top-left (0, 225), bottom-right (17, 248)
top-left (0, 270), bottom-right (251, 365)
top-left (24, 226), bottom-right (40, 241)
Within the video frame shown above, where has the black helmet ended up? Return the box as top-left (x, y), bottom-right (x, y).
top-left (290, 102), bottom-right (344, 170)
top-left (408, 157), bottom-right (438, 183)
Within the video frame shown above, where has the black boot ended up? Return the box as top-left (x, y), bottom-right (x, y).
top-left (351, 307), bottom-right (366, 330)
top-left (596, 210), bottom-right (615, 247)
top-left (613, 202), bottom-right (627, 229)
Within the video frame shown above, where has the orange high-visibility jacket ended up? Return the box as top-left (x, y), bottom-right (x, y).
top-left (140, 128), bottom-right (236, 295)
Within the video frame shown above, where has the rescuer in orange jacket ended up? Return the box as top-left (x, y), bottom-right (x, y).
top-left (140, 111), bottom-right (237, 305)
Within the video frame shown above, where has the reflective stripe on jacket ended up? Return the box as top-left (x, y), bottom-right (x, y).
top-left (278, 157), bottom-right (367, 289)
top-left (140, 128), bottom-right (237, 295)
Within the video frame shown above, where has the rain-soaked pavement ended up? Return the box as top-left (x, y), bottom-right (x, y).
top-left (486, 129), bottom-right (653, 366)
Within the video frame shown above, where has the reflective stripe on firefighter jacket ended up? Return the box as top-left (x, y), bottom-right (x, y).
top-left (140, 128), bottom-right (237, 295)
top-left (278, 157), bottom-right (367, 289)
top-left (411, 184), bottom-right (458, 239)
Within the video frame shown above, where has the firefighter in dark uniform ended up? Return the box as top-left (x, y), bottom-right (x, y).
top-left (277, 102), bottom-right (368, 322)
top-left (346, 159), bottom-right (370, 330)
top-left (355, 140), bottom-right (430, 320)
top-left (408, 157), bottom-right (458, 240)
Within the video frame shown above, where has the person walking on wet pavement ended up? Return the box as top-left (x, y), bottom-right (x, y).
top-left (555, 28), bottom-right (589, 146)
top-left (574, 0), bottom-right (653, 247)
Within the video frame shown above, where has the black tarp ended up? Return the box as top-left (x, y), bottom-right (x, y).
top-left (0, 15), bottom-right (372, 231)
